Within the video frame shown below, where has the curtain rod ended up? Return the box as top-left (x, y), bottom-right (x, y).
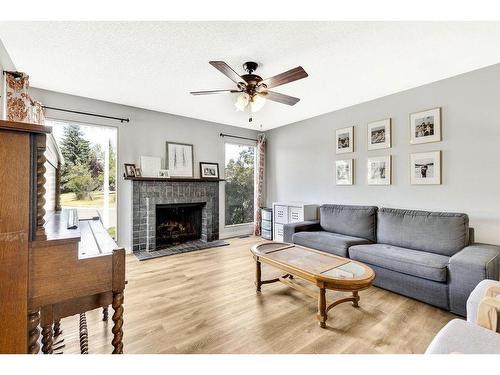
top-left (2, 71), bottom-right (130, 123)
top-left (42, 105), bottom-right (130, 123)
top-left (219, 133), bottom-right (257, 142)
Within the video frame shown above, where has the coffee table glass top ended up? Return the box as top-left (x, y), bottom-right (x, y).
top-left (321, 262), bottom-right (367, 279)
top-left (252, 242), bottom-right (373, 281)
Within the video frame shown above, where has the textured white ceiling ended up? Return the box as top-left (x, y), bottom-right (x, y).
top-left (1, 22), bottom-right (500, 130)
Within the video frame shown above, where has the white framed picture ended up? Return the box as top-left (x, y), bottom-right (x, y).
top-left (166, 141), bottom-right (194, 178)
top-left (335, 126), bottom-right (354, 154)
top-left (158, 169), bottom-right (170, 178)
top-left (367, 118), bottom-right (391, 150)
top-left (336, 159), bottom-right (354, 185)
top-left (140, 156), bottom-right (161, 177)
top-left (367, 156), bottom-right (391, 185)
top-left (410, 151), bottom-right (441, 185)
top-left (410, 107), bottom-right (441, 144)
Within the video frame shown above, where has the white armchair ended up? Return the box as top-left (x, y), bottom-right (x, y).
top-left (426, 279), bottom-right (500, 354)
top-left (467, 279), bottom-right (500, 332)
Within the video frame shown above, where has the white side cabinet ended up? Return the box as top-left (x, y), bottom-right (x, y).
top-left (272, 202), bottom-right (318, 242)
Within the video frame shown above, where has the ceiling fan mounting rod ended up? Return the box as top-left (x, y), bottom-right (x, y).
top-left (243, 61), bottom-right (258, 74)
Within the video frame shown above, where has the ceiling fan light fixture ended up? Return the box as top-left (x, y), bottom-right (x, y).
top-left (235, 92), bottom-right (250, 111)
top-left (250, 94), bottom-right (266, 112)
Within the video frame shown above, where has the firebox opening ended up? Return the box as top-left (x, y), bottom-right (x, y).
top-left (156, 203), bottom-right (205, 249)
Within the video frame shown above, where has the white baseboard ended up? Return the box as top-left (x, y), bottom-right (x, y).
top-left (219, 223), bottom-right (254, 239)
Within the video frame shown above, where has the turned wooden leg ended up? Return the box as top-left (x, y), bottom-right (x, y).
top-left (52, 318), bottom-right (65, 353)
top-left (317, 287), bottom-right (327, 328)
top-left (41, 324), bottom-right (53, 354)
top-left (103, 306), bottom-right (109, 321)
top-left (255, 259), bottom-right (262, 292)
top-left (53, 319), bottom-right (62, 337)
top-left (28, 310), bottom-right (40, 354)
top-left (111, 292), bottom-right (124, 354)
top-left (79, 313), bottom-right (89, 354)
top-left (352, 291), bottom-right (360, 308)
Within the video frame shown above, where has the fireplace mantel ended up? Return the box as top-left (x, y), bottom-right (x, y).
top-left (125, 176), bottom-right (225, 182)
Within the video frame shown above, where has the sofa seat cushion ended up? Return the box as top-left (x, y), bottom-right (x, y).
top-left (349, 243), bottom-right (450, 282)
top-left (292, 231), bottom-right (372, 257)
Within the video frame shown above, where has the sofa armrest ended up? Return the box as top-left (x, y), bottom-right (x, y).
top-left (449, 243), bottom-right (500, 316)
top-left (283, 220), bottom-right (321, 243)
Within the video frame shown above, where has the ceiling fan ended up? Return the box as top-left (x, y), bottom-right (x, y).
top-left (190, 61), bottom-right (308, 122)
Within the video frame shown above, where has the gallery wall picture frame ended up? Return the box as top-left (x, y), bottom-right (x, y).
top-left (134, 167), bottom-right (142, 177)
top-left (410, 107), bottom-right (441, 145)
top-left (367, 118), bottom-right (391, 150)
top-left (367, 155), bottom-right (391, 185)
top-left (124, 163), bottom-right (136, 178)
top-left (166, 141), bottom-right (194, 178)
top-left (410, 151), bottom-right (441, 185)
top-left (335, 126), bottom-right (354, 154)
top-left (335, 159), bottom-right (354, 185)
top-left (199, 162), bottom-right (220, 180)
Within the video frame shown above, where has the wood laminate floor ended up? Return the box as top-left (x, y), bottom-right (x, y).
top-left (59, 236), bottom-right (456, 354)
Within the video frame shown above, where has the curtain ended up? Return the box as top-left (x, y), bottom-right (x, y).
top-left (254, 133), bottom-right (266, 236)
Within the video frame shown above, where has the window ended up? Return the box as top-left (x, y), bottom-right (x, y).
top-left (47, 119), bottom-right (118, 239)
top-left (224, 142), bottom-right (255, 226)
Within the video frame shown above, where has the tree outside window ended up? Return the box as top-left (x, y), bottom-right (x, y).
top-left (224, 143), bottom-right (255, 226)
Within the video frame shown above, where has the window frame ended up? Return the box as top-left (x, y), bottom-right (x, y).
top-left (46, 117), bottom-right (120, 241)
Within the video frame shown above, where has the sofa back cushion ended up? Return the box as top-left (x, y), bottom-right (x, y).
top-left (320, 204), bottom-right (378, 242)
top-left (377, 208), bottom-right (469, 256)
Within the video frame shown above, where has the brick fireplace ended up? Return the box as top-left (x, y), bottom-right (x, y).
top-left (132, 179), bottom-right (220, 252)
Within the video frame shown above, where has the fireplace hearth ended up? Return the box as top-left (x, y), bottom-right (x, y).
top-left (156, 203), bottom-right (205, 249)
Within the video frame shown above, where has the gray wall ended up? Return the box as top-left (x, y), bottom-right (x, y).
top-left (265, 63), bottom-right (500, 245)
top-left (30, 88), bottom-right (258, 250)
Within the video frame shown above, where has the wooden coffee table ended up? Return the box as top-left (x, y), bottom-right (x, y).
top-left (251, 242), bottom-right (375, 328)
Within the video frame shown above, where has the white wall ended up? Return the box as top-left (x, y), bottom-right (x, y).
top-left (265, 63), bottom-right (500, 245)
top-left (30, 88), bottom-right (259, 250)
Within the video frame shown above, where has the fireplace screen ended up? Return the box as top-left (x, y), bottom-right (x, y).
top-left (156, 203), bottom-right (205, 248)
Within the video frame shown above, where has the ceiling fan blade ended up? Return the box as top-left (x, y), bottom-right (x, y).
top-left (190, 89), bottom-right (241, 95)
top-left (209, 61), bottom-right (247, 85)
top-left (262, 91), bottom-right (300, 106)
top-left (261, 66), bottom-right (308, 89)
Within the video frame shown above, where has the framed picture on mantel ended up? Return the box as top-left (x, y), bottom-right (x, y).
top-left (166, 141), bottom-right (194, 178)
top-left (200, 162), bottom-right (219, 180)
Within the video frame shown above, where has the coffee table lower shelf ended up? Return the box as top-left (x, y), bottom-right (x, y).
top-left (254, 259), bottom-right (361, 328)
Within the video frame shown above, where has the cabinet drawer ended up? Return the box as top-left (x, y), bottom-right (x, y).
top-left (273, 223), bottom-right (284, 242)
top-left (261, 220), bottom-right (272, 231)
top-left (261, 209), bottom-right (272, 221)
top-left (261, 229), bottom-right (273, 240)
top-left (274, 205), bottom-right (288, 224)
top-left (288, 206), bottom-right (304, 223)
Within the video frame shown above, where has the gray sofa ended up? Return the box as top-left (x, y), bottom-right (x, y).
top-left (284, 204), bottom-right (500, 316)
